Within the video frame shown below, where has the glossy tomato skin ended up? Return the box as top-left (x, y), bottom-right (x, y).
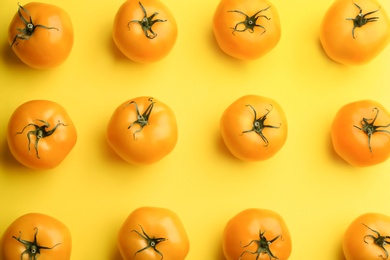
top-left (222, 208), bottom-right (292, 260)
top-left (117, 207), bottom-right (190, 260)
top-left (113, 0), bottom-right (178, 63)
top-left (343, 213), bottom-right (390, 260)
top-left (220, 95), bottom-right (287, 161)
top-left (8, 2), bottom-right (74, 69)
top-left (1, 213), bottom-right (72, 260)
top-left (331, 100), bottom-right (390, 167)
top-left (320, 0), bottom-right (390, 65)
top-left (107, 97), bottom-right (178, 165)
top-left (213, 0), bottom-right (281, 60)
top-left (7, 100), bottom-right (77, 170)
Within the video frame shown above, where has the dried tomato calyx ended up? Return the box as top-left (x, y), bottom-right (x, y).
top-left (362, 223), bottom-right (390, 259)
top-left (127, 1), bottom-right (167, 39)
top-left (239, 229), bottom-right (280, 260)
top-left (126, 97), bottom-right (156, 140)
top-left (132, 225), bottom-right (167, 260)
top-left (242, 104), bottom-right (281, 147)
top-left (227, 6), bottom-right (271, 35)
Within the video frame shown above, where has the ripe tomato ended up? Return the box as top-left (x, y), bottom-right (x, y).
top-left (7, 100), bottom-right (77, 170)
top-left (319, 0), bottom-right (390, 65)
top-left (343, 212), bottom-right (390, 260)
top-left (1, 213), bottom-right (72, 260)
top-left (222, 208), bottom-right (292, 260)
top-left (331, 100), bottom-right (390, 167)
top-left (117, 207), bottom-right (190, 260)
top-left (8, 2), bottom-right (74, 69)
top-left (220, 95), bottom-right (287, 161)
top-left (212, 0), bottom-right (281, 60)
top-left (107, 97), bottom-right (178, 165)
top-left (112, 0), bottom-right (178, 63)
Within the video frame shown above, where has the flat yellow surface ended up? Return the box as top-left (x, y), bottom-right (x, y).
top-left (1, 0), bottom-right (390, 259)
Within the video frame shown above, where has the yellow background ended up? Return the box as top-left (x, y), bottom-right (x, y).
top-left (1, 0), bottom-right (390, 259)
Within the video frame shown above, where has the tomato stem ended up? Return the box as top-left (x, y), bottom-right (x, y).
top-left (239, 229), bottom-right (280, 260)
top-left (362, 223), bottom-right (390, 260)
top-left (12, 227), bottom-right (61, 260)
top-left (346, 3), bottom-right (380, 39)
top-left (10, 3), bottom-right (59, 47)
top-left (227, 6), bottom-right (271, 35)
top-left (127, 2), bottom-right (167, 39)
top-left (353, 108), bottom-right (390, 155)
top-left (242, 104), bottom-right (281, 147)
top-left (125, 97), bottom-right (156, 140)
top-left (131, 225), bottom-right (167, 260)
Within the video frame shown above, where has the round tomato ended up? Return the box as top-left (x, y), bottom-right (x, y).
top-left (212, 0), bottom-right (281, 60)
top-left (319, 0), bottom-right (390, 65)
top-left (220, 95), bottom-right (287, 161)
top-left (107, 97), bottom-right (178, 165)
top-left (1, 213), bottom-right (72, 260)
top-left (331, 100), bottom-right (390, 167)
top-left (222, 208), bottom-right (292, 260)
top-left (343, 212), bottom-right (390, 260)
top-left (8, 2), bottom-right (74, 69)
top-left (112, 0), bottom-right (178, 63)
top-left (117, 207), bottom-right (190, 260)
top-left (7, 100), bottom-right (77, 170)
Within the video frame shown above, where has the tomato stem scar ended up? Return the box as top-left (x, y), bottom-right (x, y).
top-left (362, 223), bottom-right (390, 260)
top-left (353, 107), bottom-right (390, 155)
top-left (11, 3), bottom-right (59, 47)
top-left (346, 2), bottom-right (380, 39)
top-left (227, 6), bottom-right (271, 35)
top-left (239, 229), bottom-right (280, 260)
top-left (12, 227), bottom-right (61, 260)
top-left (131, 225), bottom-right (167, 260)
top-left (242, 104), bottom-right (281, 147)
top-left (127, 1), bottom-right (167, 39)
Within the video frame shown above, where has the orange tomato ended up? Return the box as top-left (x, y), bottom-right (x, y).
top-left (343, 213), bottom-right (390, 260)
top-left (117, 207), bottom-right (190, 260)
top-left (107, 97), bottom-right (178, 165)
top-left (220, 95), bottom-right (287, 161)
top-left (1, 213), bottom-right (72, 260)
top-left (112, 0), bottom-right (178, 63)
top-left (212, 0), bottom-right (281, 60)
top-left (7, 100), bottom-right (77, 170)
top-left (331, 100), bottom-right (390, 167)
top-left (8, 2), bottom-right (74, 69)
top-left (319, 0), bottom-right (390, 65)
top-left (222, 208), bottom-right (292, 260)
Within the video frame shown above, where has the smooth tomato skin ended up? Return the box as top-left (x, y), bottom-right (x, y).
top-left (213, 0), bottom-right (281, 60)
top-left (220, 95), bottom-right (287, 161)
top-left (222, 208), bottom-right (292, 260)
top-left (343, 213), bottom-right (390, 260)
top-left (319, 0), bottom-right (390, 65)
top-left (8, 2), bottom-right (74, 69)
top-left (117, 207), bottom-right (190, 260)
top-left (1, 213), bottom-right (72, 260)
top-left (331, 100), bottom-right (390, 167)
top-left (107, 97), bottom-right (178, 165)
top-left (113, 0), bottom-right (178, 63)
top-left (7, 100), bottom-right (77, 170)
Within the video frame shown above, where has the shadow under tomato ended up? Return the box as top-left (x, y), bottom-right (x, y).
top-left (1, 41), bottom-right (28, 69)
top-left (0, 137), bottom-right (30, 173)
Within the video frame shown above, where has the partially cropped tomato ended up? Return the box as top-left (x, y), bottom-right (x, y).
top-left (212, 0), bottom-right (281, 60)
top-left (112, 0), bottom-right (178, 63)
top-left (222, 208), bottom-right (292, 260)
top-left (331, 100), bottom-right (390, 167)
top-left (319, 0), bottom-right (390, 65)
top-left (7, 100), bottom-right (77, 170)
top-left (8, 2), bottom-right (74, 69)
top-left (1, 213), bottom-right (72, 260)
top-left (117, 207), bottom-right (190, 260)
top-left (343, 212), bottom-right (390, 260)
top-left (107, 97), bottom-right (178, 165)
top-left (220, 95), bottom-right (287, 161)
